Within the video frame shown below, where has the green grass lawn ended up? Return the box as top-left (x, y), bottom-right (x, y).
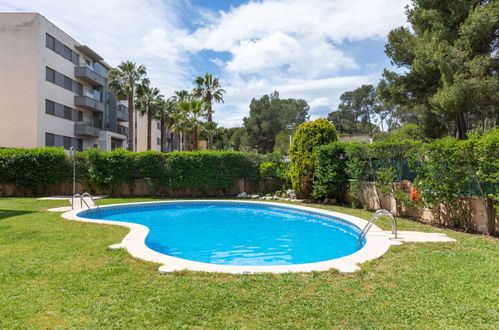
top-left (1, 197), bottom-right (497, 329)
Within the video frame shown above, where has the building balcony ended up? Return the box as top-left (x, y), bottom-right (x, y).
top-left (74, 121), bottom-right (100, 137)
top-left (74, 95), bottom-right (104, 113)
top-left (74, 65), bottom-right (105, 86)
top-left (116, 104), bottom-right (128, 122)
top-left (117, 125), bottom-right (128, 136)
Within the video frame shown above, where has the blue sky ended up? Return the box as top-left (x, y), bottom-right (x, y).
top-left (0, 0), bottom-right (410, 127)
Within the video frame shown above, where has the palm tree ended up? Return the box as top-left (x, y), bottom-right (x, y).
top-left (174, 98), bottom-right (206, 150)
top-left (108, 61), bottom-right (147, 151)
top-left (136, 81), bottom-right (162, 150)
top-left (174, 89), bottom-right (190, 101)
top-left (155, 97), bottom-right (178, 152)
top-left (193, 73), bottom-right (226, 149)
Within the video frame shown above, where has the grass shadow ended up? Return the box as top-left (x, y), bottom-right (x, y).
top-left (0, 209), bottom-right (37, 221)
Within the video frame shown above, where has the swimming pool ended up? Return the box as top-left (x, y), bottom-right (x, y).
top-left (63, 201), bottom-right (391, 273)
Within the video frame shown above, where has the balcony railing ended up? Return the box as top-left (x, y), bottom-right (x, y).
top-left (74, 121), bottom-right (100, 137)
top-left (74, 95), bottom-right (104, 112)
top-left (74, 65), bottom-right (105, 86)
top-left (116, 104), bottom-right (128, 122)
top-left (117, 125), bottom-right (128, 136)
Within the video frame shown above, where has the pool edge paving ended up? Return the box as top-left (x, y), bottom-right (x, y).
top-left (61, 200), bottom-right (391, 274)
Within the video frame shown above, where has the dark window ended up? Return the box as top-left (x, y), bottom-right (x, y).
top-left (71, 51), bottom-right (79, 65)
top-left (45, 100), bottom-right (55, 115)
top-left (77, 139), bottom-right (83, 151)
top-left (45, 67), bottom-right (55, 82)
top-left (45, 34), bottom-right (55, 50)
top-left (63, 106), bottom-right (72, 120)
top-left (63, 45), bottom-right (72, 60)
top-left (72, 81), bottom-right (83, 95)
top-left (63, 76), bottom-right (72, 90)
top-left (157, 122), bottom-right (160, 129)
top-left (54, 71), bottom-right (64, 86)
top-left (77, 111), bottom-right (83, 121)
top-left (45, 133), bottom-right (55, 147)
top-left (63, 136), bottom-right (72, 149)
top-left (157, 138), bottom-right (161, 145)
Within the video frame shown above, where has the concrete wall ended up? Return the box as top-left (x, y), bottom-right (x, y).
top-left (344, 182), bottom-right (498, 235)
top-left (0, 13), bottom-right (39, 148)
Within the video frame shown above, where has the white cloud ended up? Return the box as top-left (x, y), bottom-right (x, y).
top-left (0, 0), bottom-right (410, 127)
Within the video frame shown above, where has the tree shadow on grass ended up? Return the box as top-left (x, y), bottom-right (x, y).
top-left (0, 210), bottom-right (37, 221)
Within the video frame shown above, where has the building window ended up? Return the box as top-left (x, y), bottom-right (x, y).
top-left (45, 100), bottom-right (55, 115)
top-left (63, 106), bottom-right (72, 120)
top-left (63, 136), bottom-right (72, 149)
top-left (157, 138), bottom-right (161, 145)
top-left (77, 111), bottom-right (83, 121)
top-left (45, 34), bottom-right (55, 50)
top-left (63, 45), bottom-right (72, 61)
top-left (45, 67), bottom-right (55, 83)
top-left (157, 122), bottom-right (161, 129)
top-left (45, 133), bottom-right (55, 147)
top-left (63, 76), bottom-right (72, 90)
top-left (77, 139), bottom-right (83, 152)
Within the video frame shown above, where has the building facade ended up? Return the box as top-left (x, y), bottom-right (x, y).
top-left (0, 13), bottom-right (129, 151)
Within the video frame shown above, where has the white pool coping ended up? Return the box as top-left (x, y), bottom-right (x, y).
top-left (61, 200), bottom-right (392, 274)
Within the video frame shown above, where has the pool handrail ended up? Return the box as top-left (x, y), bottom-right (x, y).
top-left (358, 209), bottom-right (397, 244)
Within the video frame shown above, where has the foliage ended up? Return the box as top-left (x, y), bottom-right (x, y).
top-left (388, 124), bottom-right (424, 141)
top-left (136, 81), bottom-right (163, 151)
top-left (108, 61), bottom-right (147, 151)
top-left (82, 148), bottom-right (139, 193)
top-left (273, 131), bottom-right (291, 155)
top-left (289, 119), bottom-right (338, 197)
top-left (243, 91), bottom-right (309, 154)
top-left (0, 148), bottom-right (272, 195)
top-left (0, 147), bottom-right (71, 190)
top-left (327, 84), bottom-right (389, 134)
top-left (381, 0), bottom-right (498, 139)
top-left (192, 73), bottom-right (226, 149)
top-left (312, 142), bottom-right (348, 202)
top-left (175, 98), bottom-right (207, 150)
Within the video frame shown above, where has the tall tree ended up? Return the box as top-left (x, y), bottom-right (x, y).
top-left (136, 81), bottom-right (162, 150)
top-left (108, 61), bottom-right (147, 151)
top-left (327, 85), bottom-right (383, 134)
top-left (193, 73), bottom-right (226, 149)
top-left (381, 0), bottom-right (498, 139)
top-left (155, 97), bottom-right (178, 152)
top-left (243, 91), bottom-right (309, 153)
top-left (174, 98), bottom-right (206, 150)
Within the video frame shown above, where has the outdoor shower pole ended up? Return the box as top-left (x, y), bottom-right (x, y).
top-left (70, 147), bottom-right (75, 209)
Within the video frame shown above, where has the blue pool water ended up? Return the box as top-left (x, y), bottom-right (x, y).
top-left (80, 202), bottom-right (364, 266)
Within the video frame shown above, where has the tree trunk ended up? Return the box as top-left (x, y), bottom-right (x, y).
top-left (456, 112), bottom-right (468, 140)
top-left (127, 93), bottom-right (134, 151)
top-left (207, 95), bottom-right (213, 150)
top-left (160, 118), bottom-right (165, 153)
top-left (147, 106), bottom-right (151, 150)
top-left (192, 127), bottom-right (198, 150)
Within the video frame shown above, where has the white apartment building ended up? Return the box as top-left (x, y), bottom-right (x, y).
top-left (0, 12), bottom-right (131, 151)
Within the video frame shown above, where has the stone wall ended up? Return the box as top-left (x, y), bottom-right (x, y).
top-left (343, 182), bottom-right (498, 235)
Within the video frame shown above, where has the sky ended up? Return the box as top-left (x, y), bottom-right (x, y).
top-left (0, 0), bottom-right (410, 127)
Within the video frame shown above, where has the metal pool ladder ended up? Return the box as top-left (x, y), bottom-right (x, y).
top-left (71, 193), bottom-right (100, 210)
top-left (358, 209), bottom-right (397, 243)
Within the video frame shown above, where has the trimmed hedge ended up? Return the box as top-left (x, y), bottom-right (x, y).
top-left (313, 129), bottom-right (499, 233)
top-left (0, 148), bottom-right (71, 190)
top-left (0, 148), bottom-right (272, 195)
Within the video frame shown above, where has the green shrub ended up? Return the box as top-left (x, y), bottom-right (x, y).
top-left (0, 147), bottom-right (71, 190)
top-left (162, 151), bottom-right (261, 191)
top-left (312, 142), bottom-right (348, 202)
top-left (82, 148), bottom-right (138, 192)
top-left (289, 119), bottom-right (338, 197)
